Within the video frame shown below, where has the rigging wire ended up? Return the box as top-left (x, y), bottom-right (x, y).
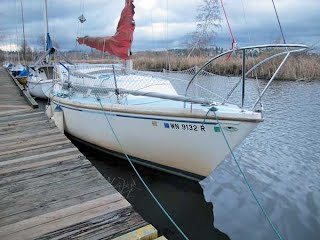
top-left (19, 0), bottom-right (26, 65)
top-left (151, 10), bottom-right (154, 50)
top-left (204, 107), bottom-right (284, 240)
top-left (219, 0), bottom-right (236, 49)
top-left (101, 38), bottom-right (107, 63)
top-left (75, 21), bottom-right (80, 50)
top-left (15, 0), bottom-right (21, 63)
top-left (271, 0), bottom-right (286, 44)
top-left (166, 0), bottom-right (170, 70)
top-left (240, 0), bottom-right (250, 43)
top-left (95, 94), bottom-right (190, 240)
top-left (240, 0), bottom-right (263, 108)
top-left (76, 0), bottom-right (86, 60)
top-left (308, 39), bottom-right (320, 51)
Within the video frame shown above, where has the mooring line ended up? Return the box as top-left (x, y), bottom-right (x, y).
top-left (207, 107), bottom-right (285, 240)
top-left (96, 97), bottom-right (190, 240)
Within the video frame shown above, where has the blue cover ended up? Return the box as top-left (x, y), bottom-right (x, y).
top-left (46, 33), bottom-right (53, 51)
top-left (18, 68), bottom-right (29, 77)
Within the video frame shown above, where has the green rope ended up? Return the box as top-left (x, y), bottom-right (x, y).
top-left (209, 107), bottom-right (284, 240)
top-left (96, 98), bottom-right (190, 240)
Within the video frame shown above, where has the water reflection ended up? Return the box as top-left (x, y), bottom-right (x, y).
top-left (201, 80), bottom-right (320, 240)
top-left (71, 139), bottom-right (230, 240)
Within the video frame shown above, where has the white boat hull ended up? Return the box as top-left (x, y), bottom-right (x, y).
top-left (51, 99), bottom-right (259, 178)
top-left (28, 80), bottom-right (52, 99)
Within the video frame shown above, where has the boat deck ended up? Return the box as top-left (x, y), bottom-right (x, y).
top-left (0, 67), bottom-right (165, 239)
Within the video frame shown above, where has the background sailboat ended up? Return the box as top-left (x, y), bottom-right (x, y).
top-left (27, 0), bottom-right (56, 99)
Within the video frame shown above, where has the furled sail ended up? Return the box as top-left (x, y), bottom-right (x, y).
top-left (77, 0), bottom-right (135, 60)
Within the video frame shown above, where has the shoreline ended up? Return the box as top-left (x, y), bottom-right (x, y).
top-left (3, 50), bottom-right (319, 81)
top-left (69, 51), bottom-right (320, 81)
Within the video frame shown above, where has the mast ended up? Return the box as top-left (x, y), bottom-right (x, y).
top-left (125, 0), bottom-right (133, 72)
top-left (44, 0), bottom-right (49, 52)
top-left (20, 0), bottom-right (26, 63)
top-left (15, 1), bottom-right (20, 64)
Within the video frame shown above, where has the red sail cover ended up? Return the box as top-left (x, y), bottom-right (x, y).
top-left (77, 0), bottom-right (135, 60)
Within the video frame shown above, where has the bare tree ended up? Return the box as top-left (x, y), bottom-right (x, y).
top-left (0, 50), bottom-right (4, 63)
top-left (0, 30), bottom-right (5, 63)
top-left (16, 41), bottom-right (34, 63)
top-left (186, 0), bottom-right (222, 57)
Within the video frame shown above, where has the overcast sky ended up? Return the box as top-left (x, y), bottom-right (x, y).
top-left (0, 0), bottom-right (319, 52)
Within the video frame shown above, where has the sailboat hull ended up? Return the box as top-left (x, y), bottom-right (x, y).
top-left (28, 80), bottom-right (52, 99)
top-left (51, 99), bottom-right (259, 178)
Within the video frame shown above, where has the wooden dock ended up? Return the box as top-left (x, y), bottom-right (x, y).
top-left (4, 69), bottom-right (38, 109)
top-left (0, 67), bottom-right (166, 240)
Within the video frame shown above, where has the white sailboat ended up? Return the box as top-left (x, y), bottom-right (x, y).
top-left (49, 0), bottom-right (307, 179)
top-left (28, 0), bottom-right (55, 99)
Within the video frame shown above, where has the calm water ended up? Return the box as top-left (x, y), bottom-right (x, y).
top-left (202, 79), bottom-right (320, 239)
top-left (200, 80), bottom-right (320, 240)
top-left (41, 79), bottom-right (320, 239)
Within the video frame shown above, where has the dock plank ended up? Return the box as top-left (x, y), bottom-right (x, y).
top-left (0, 194), bottom-right (130, 240)
top-left (0, 174), bottom-right (112, 221)
top-left (0, 139), bottom-right (71, 157)
top-left (0, 116), bottom-right (50, 130)
top-left (0, 128), bottom-right (61, 144)
top-left (0, 158), bottom-right (91, 187)
top-left (0, 164), bottom-right (99, 194)
top-left (0, 134), bottom-right (67, 151)
top-left (0, 184), bottom-right (116, 228)
top-left (36, 208), bottom-right (146, 240)
top-left (0, 111), bottom-right (43, 123)
top-left (0, 142), bottom-right (76, 162)
top-left (0, 147), bottom-right (79, 167)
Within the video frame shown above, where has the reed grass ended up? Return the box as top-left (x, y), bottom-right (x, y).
top-left (10, 47), bottom-right (317, 81)
top-left (131, 52), bottom-right (320, 81)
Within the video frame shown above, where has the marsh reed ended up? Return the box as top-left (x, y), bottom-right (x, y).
top-left (131, 52), bottom-right (320, 81)
top-left (71, 50), bottom-right (320, 81)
